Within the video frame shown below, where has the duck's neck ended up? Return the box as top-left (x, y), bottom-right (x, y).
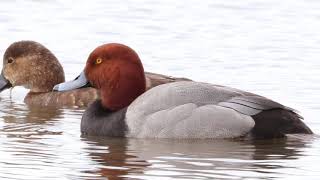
top-left (101, 69), bottom-right (146, 111)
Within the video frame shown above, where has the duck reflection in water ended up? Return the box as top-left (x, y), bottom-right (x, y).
top-left (0, 98), bottom-right (64, 138)
top-left (81, 137), bottom-right (150, 180)
top-left (80, 136), bottom-right (313, 179)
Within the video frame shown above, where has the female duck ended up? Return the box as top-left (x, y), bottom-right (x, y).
top-left (0, 41), bottom-right (189, 107)
top-left (57, 43), bottom-right (312, 139)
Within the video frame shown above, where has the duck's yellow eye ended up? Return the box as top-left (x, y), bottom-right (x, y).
top-left (95, 58), bottom-right (102, 65)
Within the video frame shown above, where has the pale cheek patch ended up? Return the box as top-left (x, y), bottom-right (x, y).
top-left (3, 67), bottom-right (17, 85)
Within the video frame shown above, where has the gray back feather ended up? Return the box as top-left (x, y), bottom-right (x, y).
top-left (126, 81), bottom-right (256, 138)
top-left (129, 81), bottom-right (291, 116)
top-left (128, 81), bottom-right (249, 114)
top-left (125, 81), bottom-right (297, 138)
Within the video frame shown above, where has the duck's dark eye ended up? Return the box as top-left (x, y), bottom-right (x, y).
top-left (7, 57), bottom-right (14, 64)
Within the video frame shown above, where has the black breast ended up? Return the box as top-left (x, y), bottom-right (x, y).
top-left (81, 100), bottom-right (128, 137)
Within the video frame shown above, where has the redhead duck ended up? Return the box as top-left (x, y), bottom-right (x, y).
top-left (56, 43), bottom-right (312, 139)
top-left (0, 41), bottom-right (190, 107)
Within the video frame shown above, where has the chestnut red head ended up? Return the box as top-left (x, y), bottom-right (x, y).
top-left (84, 43), bottom-right (146, 110)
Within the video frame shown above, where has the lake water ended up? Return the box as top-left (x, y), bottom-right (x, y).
top-left (0, 0), bottom-right (320, 179)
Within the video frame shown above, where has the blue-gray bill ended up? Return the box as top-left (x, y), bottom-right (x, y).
top-left (0, 72), bottom-right (12, 92)
top-left (53, 71), bottom-right (91, 91)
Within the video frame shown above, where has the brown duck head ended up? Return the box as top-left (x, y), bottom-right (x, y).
top-left (0, 40), bottom-right (65, 93)
top-left (54, 43), bottom-right (146, 111)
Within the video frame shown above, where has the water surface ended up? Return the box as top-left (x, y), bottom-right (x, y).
top-left (0, 0), bottom-right (319, 179)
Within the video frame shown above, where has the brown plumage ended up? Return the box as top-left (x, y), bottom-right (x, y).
top-left (24, 87), bottom-right (99, 107)
top-left (85, 43), bottom-right (147, 110)
top-left (2, 40), bottom-right (65, 92)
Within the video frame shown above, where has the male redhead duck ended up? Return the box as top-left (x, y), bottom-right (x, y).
top-left (0, 41), bottom-right (190, 107)
top-left (56, 43), bottom-right (312, 139)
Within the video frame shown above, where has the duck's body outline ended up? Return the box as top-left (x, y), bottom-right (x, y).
top-left (81, 81), bottom-right (311, 139)
top-left (58, 43), bottom-right (312, 139)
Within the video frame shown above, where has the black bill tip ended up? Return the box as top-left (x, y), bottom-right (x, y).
top-left (0, 73), bottom-right (12, 92)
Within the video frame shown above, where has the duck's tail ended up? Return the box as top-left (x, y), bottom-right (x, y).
top-left (251, 109), bottom-right (313, 138)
